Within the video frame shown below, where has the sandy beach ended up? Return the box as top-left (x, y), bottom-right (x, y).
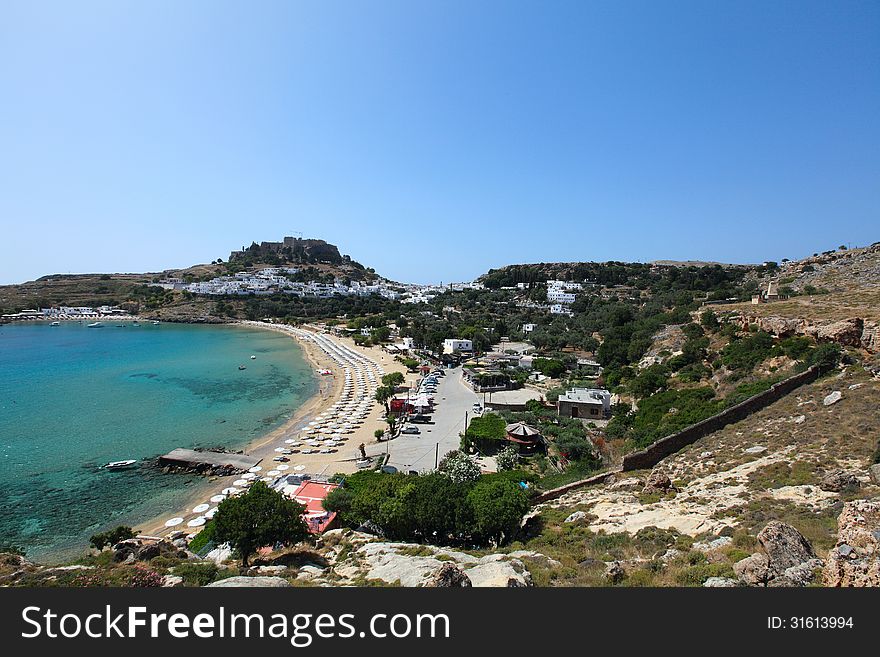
top-left (139, 321), bottom-right (409, 539)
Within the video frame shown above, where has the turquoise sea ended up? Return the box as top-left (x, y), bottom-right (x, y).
top-left (0, 322), bottom-right (317, 563)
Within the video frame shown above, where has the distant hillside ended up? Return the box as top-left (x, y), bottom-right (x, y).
top-left (0, 236), bottom-right (378, 317)
top-left (479, 260), bottom-right (756, 295)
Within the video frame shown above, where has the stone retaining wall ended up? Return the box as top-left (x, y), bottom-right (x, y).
top-left (621, 365), bottom-right (821, 472)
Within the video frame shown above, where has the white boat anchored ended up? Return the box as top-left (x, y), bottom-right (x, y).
top-left (104, 459), bottom-right (137, 471)
top-left (50, 321), bottom-right (60, 326)
top-left (87, 322), bottom-right (103, 328)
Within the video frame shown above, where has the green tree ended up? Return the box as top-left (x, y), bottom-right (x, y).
top-left (532, 357), bottom-right (566, 379)
top-left (700, 309), bottom-right (720, 330)
top-left (212, 482), bottom-right (308, 566)
top-left (89, 525), bottom-right (136, 551)
top-left (374, 386), bottom-right (394, 413)
top-left (381, 371), bottom-right (405, 388)
top-left (466, 479), bottom-right (529, 545)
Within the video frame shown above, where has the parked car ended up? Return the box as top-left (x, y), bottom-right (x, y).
top-left (273, 456), bottom-right (290, 462)
top-left (401, 426), bottom-right (421, 434)
top-left (411, 415), bottom-right (432, 423)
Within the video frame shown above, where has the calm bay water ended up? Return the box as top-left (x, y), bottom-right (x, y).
top-left (0, 322), bottom-right (316, 562)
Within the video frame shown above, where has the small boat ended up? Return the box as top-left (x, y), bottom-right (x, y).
top-left (50, 321), bottom-right (60, 326)
top-left (250, 355), bottom-right (256, 360)
top-left (132, 322), bottom-right (140, 327)
top-left (151, 321), bottom-right (160, 325)
top-left (87, 322), bottom-right (103, 328)
top-left (104, 459), bottom-right (137, 471)
top-left (238, 365), bottom-right (247, 370)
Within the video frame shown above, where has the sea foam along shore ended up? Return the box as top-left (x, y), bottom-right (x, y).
top-left (139, 321), bottom-right (407, 541)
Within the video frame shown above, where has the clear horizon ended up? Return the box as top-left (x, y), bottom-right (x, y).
top-left (2, 1), bottom-right (878, 286)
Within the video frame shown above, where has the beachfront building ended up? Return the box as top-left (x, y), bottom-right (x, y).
top-left (557, 387), bottom-right (612, 419)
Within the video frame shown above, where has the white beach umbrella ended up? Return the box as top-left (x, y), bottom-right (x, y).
top-left (294, 464), bottom-right (306, 471)
top-left (210, 494), bottom-right (226, 503)
top-left (205, 508), bottom-right (218, 519)
top-left (164, 517), bottom-right (184, 528)
top-left (192, 503), bottom-right (210, 513)
top-left (242, 472), bottom-right (257, 480)
top-left (284, 438), bottom-right (297, 444)
top-left (277, 464), bottom-right (290, 471)
top-left (187, 517), bottom-right (206, 528)
top-left (248, 466), bottom-right (263, 473)
top-left (232, 479), bottom-right (248, 487)
top-left (267, 470), bottom-right (281, 477)
top-left (261, 476), bottom-right (274, 482)
top-left (221, 487), bottom-right (240, 495)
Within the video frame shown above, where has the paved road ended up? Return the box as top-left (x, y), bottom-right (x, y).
top-left (371, 366), bottom-right (479, 473)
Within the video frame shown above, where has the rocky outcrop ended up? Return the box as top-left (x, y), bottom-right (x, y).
top-left (609, 477), bottom-right (644, 492)
top-left (759, 521), bottom-right (817, 575)
top-left (564, 511), bottom-right (588, 523)
top-left (113, 539), bottom-right (193, 563)
top-left (605, 561), bottom-right (625, 584)
top-left (425, 563), bottom-right (472, 587)
top-left (352, 542), bottom-right (534, 587)
top-left (735, 315), bottom-right (874, 352)
top-left (813, 319), bottom-right (864, 348)
top-left (643, 470), bottom-right (677, 495)
top-left (206, 576), bottom-right (291, 587)
top-left (734, 553), bottom-right (770, 586)
top-left (819, 470), bottom-right (860, 493)
top-left (823, 500), bottom-right (880, 587)
top-left (734, 522), bottom-right (822, 587)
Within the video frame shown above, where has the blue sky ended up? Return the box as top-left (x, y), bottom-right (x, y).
top-left (1, 0), bottom-right (878, 284)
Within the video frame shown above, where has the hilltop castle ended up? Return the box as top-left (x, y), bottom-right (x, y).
top-left (229, 237), bottom-right (349, 266)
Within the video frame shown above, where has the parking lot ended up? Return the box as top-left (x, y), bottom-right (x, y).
top-left (368, 365), bottom-right (480, 473)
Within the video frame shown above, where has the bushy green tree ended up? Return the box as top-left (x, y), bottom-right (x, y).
top-left (466, 479), bottom-right (530, 545)
top-left (89, 526), bottom-right (136, 551)
top-left (213, 482), bottom-right (308, 566)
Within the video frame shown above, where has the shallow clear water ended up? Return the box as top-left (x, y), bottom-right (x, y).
top-left (0, 322), bottom-right (316, 562)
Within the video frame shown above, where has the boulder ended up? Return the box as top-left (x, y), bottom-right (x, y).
top-left (868, 464), bottom-right (880, 486)
top-left (466, 560), bottom-right (532, 587)
top-left (782, 559), bottom-right (824, 587)
top-left (823, 391), bottom-right (842, 406)
top-left (205, 576), bottom-right (291, 587)
top-left (643, 471), bottom-right (676, 495)
top-left (823, 500), bottom-right (880, 587)
top-left (424, 563), bottom-right (472, 588)
top-left (609, 477), bottom-right (644, 492)
top-left (734, 553), bottom-right (770, 586)
top-left (564, 511), bottom-right (588, 523)
top-left (162, 575), bottom-right (183, 587)
top-left (758, 521), bottom-right (816, 577)
top-left (819, 470), bottom-right (860, 493)
top-left (605, 561), bottom-right (625, 584)
top-left (703, 577), bottom-right (738, 587)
